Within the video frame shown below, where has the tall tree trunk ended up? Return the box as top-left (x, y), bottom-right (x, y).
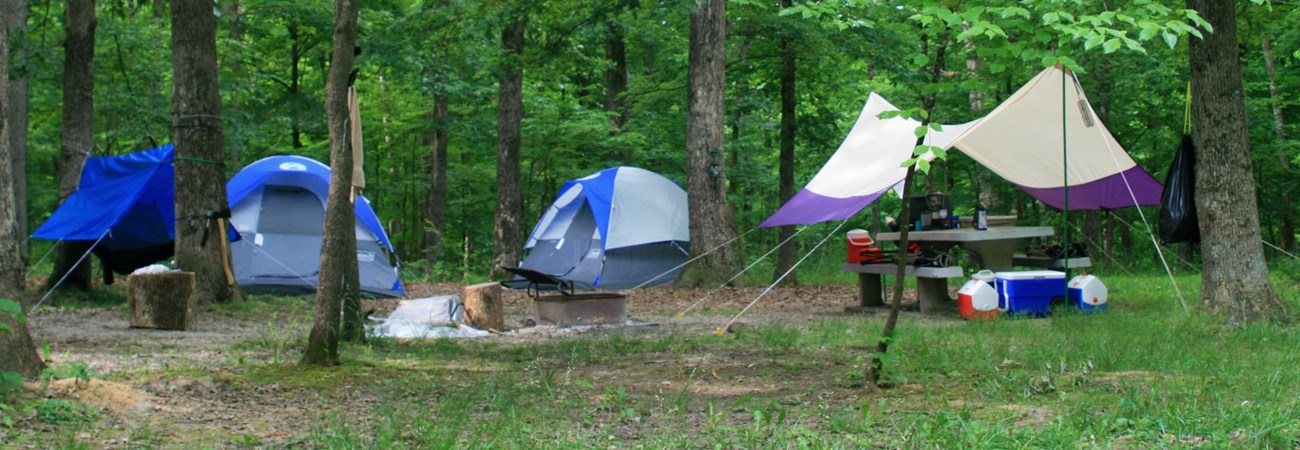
top-left (303, 0), bottom-right (360, 366)
top-left (48, 0), bottom-right (96, 293)
top-left (1260, 36), bottom-right (1293, 251)
top-left (0, 1), bottom-right (44, 379)
top-left (223, 0), bottom-right (243, 171)
top-left (1186, 0), bottom-right (1290, 324)
top-left (172, 0), bottom-right (239, 305)
top-left (425, 94), bottom-right (449, 262)
top-left (489, 18), bottom-right (525, 280)
top-left (5, 0), bottom-right (28, 265)
top-left (677, 0), bottom-right (735, 288)
top-left (604, 19), bottom-right (628, 138)
top-left (773, 0), bottom-right (798, 285)
top-left (289, 23), bottom-right (303, 149)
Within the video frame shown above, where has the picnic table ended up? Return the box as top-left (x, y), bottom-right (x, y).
top-left (875, 226), bottom-right (1054, 271)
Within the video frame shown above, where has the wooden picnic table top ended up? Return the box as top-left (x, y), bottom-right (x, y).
top-left (875, 226), bottom-right (1053, 242)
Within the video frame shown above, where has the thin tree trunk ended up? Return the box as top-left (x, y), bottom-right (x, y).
top-left (773, 0), bottom-right (798, 285)
top-left (0, 2), bottom-right (44, 378)
top-left (339, 81), bottom-right (364, 343)
top-left (1260, 36), bottom-right (1293, 251)
top-left (1186, 0), bottom-right (1290, 323)
top-left (5, 0), bottom-right (28, 265)
top-left (604, 18), bottom-right (629, 138)
top-left (49, 0), bottom-right (96, 293)
top-left (223, 0), bottom-right (243, 171)
top-left (303, 0), bottom-right (360, 366)
top-left (866, 36), bottom-right (947, 389)
top-left (489, 18), bottom-right (526, 280)
top-left (677, 0), bottom-right (735, 288)
top-left (425, 94), bottom-right (449, 262)
top-left (172, 0), bottom-right (239, 305)
top-left (289, 23), bottom-right (303, 149)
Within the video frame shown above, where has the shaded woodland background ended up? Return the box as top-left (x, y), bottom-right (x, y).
top-left (11, 1), bottom-right (1300, 282)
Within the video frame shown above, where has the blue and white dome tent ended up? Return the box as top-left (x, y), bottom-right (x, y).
top-left (508, 166), bottom-right (690, 292)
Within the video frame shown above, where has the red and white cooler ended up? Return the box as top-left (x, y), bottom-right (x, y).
top-left (846, 229), bottom-right (884, 264)
top-left (957, 270), bottom-right (999, 320)
top-left (1068, 274), bottom-right (1108, 312)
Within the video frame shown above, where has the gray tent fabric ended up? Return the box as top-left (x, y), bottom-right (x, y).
top-left (228, 155), bottom-right (404, 298)
top-left (509, 166), bottom-right (690, 291)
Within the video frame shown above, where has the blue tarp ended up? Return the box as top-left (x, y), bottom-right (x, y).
top-left (33, 144), bottom-right (177, 252)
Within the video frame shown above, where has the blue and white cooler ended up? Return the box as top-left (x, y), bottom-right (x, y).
top-left (1068, 274), bottom-right (1108, 312)
top-left (995, 270), bottom-right (1066, 317)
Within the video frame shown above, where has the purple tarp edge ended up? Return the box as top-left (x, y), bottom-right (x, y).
top-left (1020, 166), bottom-right (1164, 210)
top-left (759, 188), bottom-right (890, 228)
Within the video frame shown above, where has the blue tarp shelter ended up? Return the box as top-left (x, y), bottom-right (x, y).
top-left (32, 145), bottom-right (181, 280)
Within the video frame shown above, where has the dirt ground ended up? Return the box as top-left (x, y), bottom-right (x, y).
top-left (16, 281), bottom-right (930, 447)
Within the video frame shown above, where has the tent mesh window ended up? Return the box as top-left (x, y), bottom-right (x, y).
top-left (258, 186), bottom-right (325, 235)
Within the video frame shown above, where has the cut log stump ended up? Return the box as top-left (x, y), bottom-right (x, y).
top-left (463, 282), bottom-right (504, 331)
top-left (127, 272), bottom-right (196, 330)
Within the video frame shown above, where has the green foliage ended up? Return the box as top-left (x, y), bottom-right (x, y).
top-left (11, 0), bottom-right (1299, 282)
top-left (31, 398), bottom-right (98, 425)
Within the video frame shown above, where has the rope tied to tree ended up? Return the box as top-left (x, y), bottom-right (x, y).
top-left (174, 156), bottom-right (226, 166)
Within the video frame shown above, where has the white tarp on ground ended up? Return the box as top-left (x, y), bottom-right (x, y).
top-left (368, 295), bottom-right (490, 339)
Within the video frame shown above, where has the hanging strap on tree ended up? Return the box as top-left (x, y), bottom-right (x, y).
top-left (1184, 81), bottom-right (1193, 135)
top-left (197, 208), bottom-right (237, 286)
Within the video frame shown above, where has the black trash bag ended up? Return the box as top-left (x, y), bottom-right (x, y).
top-left (1158, 135), bottom-right (1200, 244)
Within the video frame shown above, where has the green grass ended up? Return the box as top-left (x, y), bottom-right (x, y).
top-left (10, 269), bottom-right (1300, 448)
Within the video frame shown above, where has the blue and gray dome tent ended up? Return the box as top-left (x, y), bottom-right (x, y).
top-left (227, 155), bottom-right (404, 298)
top-left (507, 166), bottom-right (690, 292)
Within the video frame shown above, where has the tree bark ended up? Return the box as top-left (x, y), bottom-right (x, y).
top-left (0, 6), bottom-right (44, 379)
top-left (172, 0), bottom-right (240, 305)
top-left (604, 18), bottom-right (629, 137)
top-left (49, 0), bottom-right (97, 293)
top-left (490, 18), bottom-right (526, 280)
top-left (677, 0), bottom-right (736, 288)
top-left (289, 23), bottom-right (304, 149)
top-left (773, 0), bottom-right (798, 285)
top-left (127, 272), bottom-right (196, 330)
top-left (425, 93), bottom-right (449, 262)
top-left (4, 0), bottom-right (28, 265)
top-left (1186, 0), bottom-right (1290, 324)
top-left (1260, 36), bottom-right (1293, 251)
top-left (303, 0), bottom-right (361, 366)
top-left (463, 282), bottom-right (504, 331)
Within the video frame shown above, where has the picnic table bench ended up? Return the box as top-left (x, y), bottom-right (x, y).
top-left (1011, 255), bottom-right (1092, 270)
top-left (842, 263), bottom-right (963, 314)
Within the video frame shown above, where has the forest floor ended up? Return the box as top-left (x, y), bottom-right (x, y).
top-left (6, 276), bottom-right (1300, 448)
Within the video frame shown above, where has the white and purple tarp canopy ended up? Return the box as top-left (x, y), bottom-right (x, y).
top-left (760, 66), bottom-right (1163, 228)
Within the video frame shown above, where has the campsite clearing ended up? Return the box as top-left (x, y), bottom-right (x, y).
top-left (7, 277), bottom-right (1299, 448)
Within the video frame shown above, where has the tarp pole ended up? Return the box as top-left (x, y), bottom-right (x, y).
top-left (1075, 69), bottom-right (1191, 316)
top-left (1062, 66), bottom-right (1071, 301)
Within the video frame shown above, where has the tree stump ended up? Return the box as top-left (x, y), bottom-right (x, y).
top-left (463, 282), bottom-right (504, 331)
top-left (127, 272), bottom-right (196, 330)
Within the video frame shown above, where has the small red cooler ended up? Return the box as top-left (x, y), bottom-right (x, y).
top-left (846, 229), bottom-right (885, 264)
top-left (1068, 274), bottom-right (1108, 312)
top-left (957, 270), bottom-right (999, 320)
